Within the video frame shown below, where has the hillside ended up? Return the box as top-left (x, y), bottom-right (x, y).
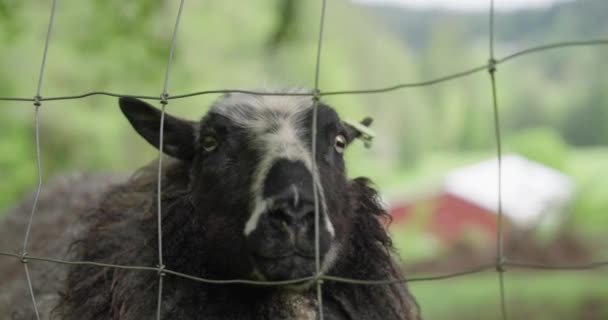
top-left (365, 0), bottom-right (608, 50)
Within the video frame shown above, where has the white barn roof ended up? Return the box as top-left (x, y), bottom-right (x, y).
top-left (443, 154), bottom-right (574, 226)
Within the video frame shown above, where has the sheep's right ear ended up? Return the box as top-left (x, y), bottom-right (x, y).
top-left (343, 117), bottom-right (375, 148)
top-left (119, 97), bottom-right (196, 161)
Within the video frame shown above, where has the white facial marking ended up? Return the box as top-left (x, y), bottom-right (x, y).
top-left (314, 177), bottom-right (336, 237)
top-left (291, 184), bottom-right (299, 208)
top-left (321, 242), bottom-right (341, 273)
top-left (211, 89), bottom-right (335, 238)
top-left (244, 196), bottom-right (272, 235)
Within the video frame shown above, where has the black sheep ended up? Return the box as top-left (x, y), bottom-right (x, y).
top-left (2, 89), bottom-right (420, 319)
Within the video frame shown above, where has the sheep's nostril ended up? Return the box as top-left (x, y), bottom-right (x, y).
top-left (298, 209), bottom-right (315, 225)
top-left (267, 208), bottom-right (292, 226)
top-left (266, 204), bottom-right (316, 228)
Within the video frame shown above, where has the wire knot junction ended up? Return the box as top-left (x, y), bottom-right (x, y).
top-left (495, 256), bottom-right (506, 273)
top-left (311, 89), bottom-right (321, 103)
top-left (314, 272), bottom-right (324, 285)
top-left (20, 252), bottom-right (29, 264)
top-left (160, 92), bottom-right (169, 106)
top-left (157, 264), bottom-right (166, 277)
top-left (33, 95), bottom-right (42, 107)
top-left (487, 58), bottom-right (497, 74)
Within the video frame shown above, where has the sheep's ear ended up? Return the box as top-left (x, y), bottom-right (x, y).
top-left (119, 97), bottom-right (196, 160)
top-left (343, 117), bottom-right (375, 148)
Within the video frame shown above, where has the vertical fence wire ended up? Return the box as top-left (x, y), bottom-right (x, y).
top-left (20, 0), bottom-right (59, 319)
top-left (155, 0), bottom-right (186, 319)
top-left (487, 0), bottom-right (508, 319)
top-left (311, 0), bottom-right (328, 318)
top-left (156, 103), bottom-right (167, 320)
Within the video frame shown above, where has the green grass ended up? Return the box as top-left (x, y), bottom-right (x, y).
top-left (565, 147), bottom-right (608, 234)
top-left (409, 271), bottom-right (608, 320)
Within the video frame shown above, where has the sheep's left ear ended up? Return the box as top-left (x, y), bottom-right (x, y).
top-left (119, 97), bottom-right (196, 161)
top-left (343, 117), bottom-right (375, 148)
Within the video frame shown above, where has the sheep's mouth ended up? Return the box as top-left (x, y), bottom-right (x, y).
top-left (251, 252), bottom-right (319, 281)
top-left (253, 251), bottom-right (317, 260)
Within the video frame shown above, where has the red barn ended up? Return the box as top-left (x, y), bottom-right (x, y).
top-left (388, 154), bottom-right (574, 245)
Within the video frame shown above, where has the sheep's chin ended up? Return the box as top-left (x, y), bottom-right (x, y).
top-left (285, 279), bottom-right (318, 292)
top-left (250, 270), bottom-right (315, 292)
top-left (248, 243), bottom-right (342, 292)
top-left (251, 268), bottom-right (268, 281)
top-left (284, 242), bottom-right (342, 292)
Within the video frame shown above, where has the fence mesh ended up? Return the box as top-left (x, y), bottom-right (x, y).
top-left (0, 0), bottom-right (607, 319)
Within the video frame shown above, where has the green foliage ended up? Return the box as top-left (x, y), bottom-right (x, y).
top-left (0, 113), bottom-right (35, 209)
top-left (566, 148), bottom-right (608, 233)
top-left (370, 0), bottom-right (608, 153)
top-left (561, 79), bottom-right (608, 146)
top-left (572, 182), bottom-right (608, 233)
top-left (0, 0), bottom-right (421, 210)
top-left (504, 127), bottom-right (569, 170)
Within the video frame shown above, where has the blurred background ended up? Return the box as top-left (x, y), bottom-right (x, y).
top-left (1, 0), bottom-right (607, 318)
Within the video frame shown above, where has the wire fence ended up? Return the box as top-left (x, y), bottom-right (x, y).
top-left (0, 0), bottom-right (607, 319)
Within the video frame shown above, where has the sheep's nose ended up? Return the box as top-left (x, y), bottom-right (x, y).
top-left (263, 160), bottom-right (314, 202)
top-left (262, 159), bottom-right (316, 229)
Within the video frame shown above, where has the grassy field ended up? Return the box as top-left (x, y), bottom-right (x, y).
top-left (409, 271), bottom-right (608, 320)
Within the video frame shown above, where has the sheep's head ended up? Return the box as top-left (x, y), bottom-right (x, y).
top-left (119, 90), bottom-right (372, 282)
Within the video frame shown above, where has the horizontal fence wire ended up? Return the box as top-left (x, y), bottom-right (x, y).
top-left (1, 252), bottom-right (607, 286)
top-left (0, 40), bottom-right (607, 103)
top-left (1, 0), bottom-right (608, 319)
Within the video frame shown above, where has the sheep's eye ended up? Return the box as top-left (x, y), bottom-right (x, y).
top-left (202, 136), bottom-right (219, 152)
top-left (334, 134), bottom-right (346, 154)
